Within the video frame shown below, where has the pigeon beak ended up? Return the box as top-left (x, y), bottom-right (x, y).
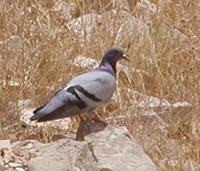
top-left (123, 54), bottom-right (129, 61)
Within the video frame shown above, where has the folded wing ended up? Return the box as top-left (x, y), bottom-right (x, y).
top-left (65, 70), bottom-right (116, 107)
top-left (30, 89), bottom-right (87, 122)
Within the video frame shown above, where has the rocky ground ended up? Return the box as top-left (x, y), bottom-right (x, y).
top-left (0, 126), bottom-right (157, 171)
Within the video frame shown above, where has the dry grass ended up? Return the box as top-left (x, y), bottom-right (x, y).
top-left (0, 0), bottom-right (200, 170)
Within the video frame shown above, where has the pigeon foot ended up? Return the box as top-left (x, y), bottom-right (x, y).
top-left (75, 115), bottom-right (107, 141)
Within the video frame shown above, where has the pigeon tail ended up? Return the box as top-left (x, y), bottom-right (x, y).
top-left (30, 90), bottom-right (86, 122)
top-left (30, 104), bottom-right (48, 121)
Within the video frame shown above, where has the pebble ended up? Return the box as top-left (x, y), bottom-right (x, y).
top-left (16, 167), bottom-right (25, 171)
top-left (0, 140), bottom-right (11, 150)
top-left (23, 143), bottom-right (33, 149)
top-left (9, 162), bottom-right (22, 168)
top-left (0, 159), bottom-right (4, 166)
top-left (3, 151), bottom-right (15, 163)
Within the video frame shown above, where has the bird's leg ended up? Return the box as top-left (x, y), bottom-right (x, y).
top-left (79, 114), bottom-right (85, 122)
top-left (75, 112), bottom-right (108, 141)
top-left (75, 115), bottom-right (87, 141)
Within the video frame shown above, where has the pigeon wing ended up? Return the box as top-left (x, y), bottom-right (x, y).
top-left (30, 89), bottom-right (87, 122)
top-left (65, 70), bottom-right (116, 108)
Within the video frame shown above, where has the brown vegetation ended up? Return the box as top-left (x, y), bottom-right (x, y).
top-left (0, 0), bottom-right (200, 170)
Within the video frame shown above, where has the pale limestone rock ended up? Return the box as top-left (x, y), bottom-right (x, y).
top-left (73, 55), bottom-right (99, 69)
top-left (52, 1), bottom-right (77, 21)
top-left (0, 160), bottom-right (4, 167)
top-left (78, 0), bottom-right (130, 13)
top-left (8, 162), bottom-right (21, 168)
top-left (28, 126), bottom-right (157, 171)
top-left (67, 13), bottom-right (101, 45)
top-left (2, 150), bottom-right (15, 164)
top-left (85, 126), bottom-right (157, 171)
top-left (126, 89), bottom-right (191, 116)
top-left (16, 168), bottom-right (25, 171)
top-left (182, 159), bottom-right (200, 171)
top-left (0, 140), bottom-right (11, 151)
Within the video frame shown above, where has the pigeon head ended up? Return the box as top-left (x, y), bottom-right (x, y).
top-left (99, 48), bottom-right (128, 75)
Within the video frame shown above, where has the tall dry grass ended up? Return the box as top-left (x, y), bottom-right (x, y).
top-left (0, 0), bottom-right (200, 170)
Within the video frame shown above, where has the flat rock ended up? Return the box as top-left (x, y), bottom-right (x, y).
top-left (28, 126), bottom-right (157, 171)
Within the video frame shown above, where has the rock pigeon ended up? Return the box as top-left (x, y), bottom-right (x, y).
top-left (30, 48), bottom-right (128, 126)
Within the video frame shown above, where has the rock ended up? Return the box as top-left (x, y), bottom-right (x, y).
top-left (28, 126), bottom-right (157, 171)
top-left (86, 126), bottom-right (157, 171)
top-left (182, 159), bottom-right (200, 171)
top-left (2, 150), bottom-right (15, 164)
top-left (16, 168), bottom-right (25, 171)
top-left (72, 55), bottom-right (99, 69)
top-left (113, 12), bottom-right (151, 47)
top-left (134, 0), bottom-right (158, 23)
top-left (67, 13), bottom-right (101, 45)
top-left (13, 141), bottom-right (42, 160)
top-left (0, 140), bottom-right (43, 170)
top-left (52, 1), bottom-right (78, 21)
top-left (22, 143), bottom-right (33, 150)
top-left (0, 140), bottom-right (11, 151)
top-left (127, 89), bottom-right (192, 117)
top-left (8, 162), bottom-right (22, 168)
top-left (78, 0), bottom-right (130, 13)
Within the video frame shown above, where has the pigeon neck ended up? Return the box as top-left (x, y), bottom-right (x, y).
top-left (98, 62), bottom-right (116, 77)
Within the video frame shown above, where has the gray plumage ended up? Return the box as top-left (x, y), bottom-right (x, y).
top-left (30, 48), bottom-right (128, 122)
